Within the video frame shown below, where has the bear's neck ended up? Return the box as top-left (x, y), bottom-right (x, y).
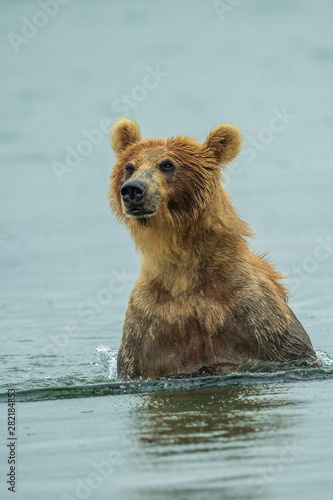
top-left (130, 189), bottom-right (253, 297)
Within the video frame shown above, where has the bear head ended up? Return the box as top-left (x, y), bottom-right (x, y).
top-left (109, 118), bottom-right (242, 228)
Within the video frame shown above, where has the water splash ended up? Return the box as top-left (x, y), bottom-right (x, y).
top-left (316, 350), bottom-right (333, 369)
top-left (1, 350), bottom-right (331, 404)
top-left (96, 345), bottom-right (118, 380)
top-left (94, 347), bottom-right (332, 383)
top-left (2, 364), bottom-right (332, 403)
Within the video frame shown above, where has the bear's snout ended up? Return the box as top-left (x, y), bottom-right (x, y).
top-left (119, 170), bottom-right (161, 219)
top-left (121, 180), bottom-right (146, 204)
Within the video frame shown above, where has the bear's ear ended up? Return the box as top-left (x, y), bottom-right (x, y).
top-left (110, 118), bottom-right (142, 157)
top-left (204, 124), bottom-right (242, 166)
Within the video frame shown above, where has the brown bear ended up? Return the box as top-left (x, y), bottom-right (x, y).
top-left (109, 118), bottom-right (316, 381)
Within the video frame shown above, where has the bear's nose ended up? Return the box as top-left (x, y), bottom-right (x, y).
top-left (120, 180), bottom-right (146, 204)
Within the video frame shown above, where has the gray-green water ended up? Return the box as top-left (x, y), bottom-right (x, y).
top-left (1, 0), bottom-right (333, 498)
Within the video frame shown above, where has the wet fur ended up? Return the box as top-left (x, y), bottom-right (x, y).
top-left (109, 118), bottom-right (316, 380)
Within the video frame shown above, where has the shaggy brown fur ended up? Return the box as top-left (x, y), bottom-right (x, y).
top-left (109, 118), bottom-right (316, 381)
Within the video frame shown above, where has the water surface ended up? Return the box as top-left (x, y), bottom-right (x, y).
top-left (1, 0), bottom-right (333, 499)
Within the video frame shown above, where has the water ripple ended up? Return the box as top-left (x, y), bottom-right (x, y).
top-left (1, 360), bottom-right (332, 404)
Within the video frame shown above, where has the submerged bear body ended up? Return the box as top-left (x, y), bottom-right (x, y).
top-left (109, 118), bottom-right (316, 381)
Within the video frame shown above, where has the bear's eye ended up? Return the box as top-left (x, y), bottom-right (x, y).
top-left (159, 160), bottom-right (175, 172)
top-left (125, 163), bottom-right (135, 176)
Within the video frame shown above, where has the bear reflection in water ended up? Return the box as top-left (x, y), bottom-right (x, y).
top-left (108, 118), bottom-right (316, 381)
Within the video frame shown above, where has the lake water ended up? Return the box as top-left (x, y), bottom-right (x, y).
top-left (0, 0), bottom-right (333, 499)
